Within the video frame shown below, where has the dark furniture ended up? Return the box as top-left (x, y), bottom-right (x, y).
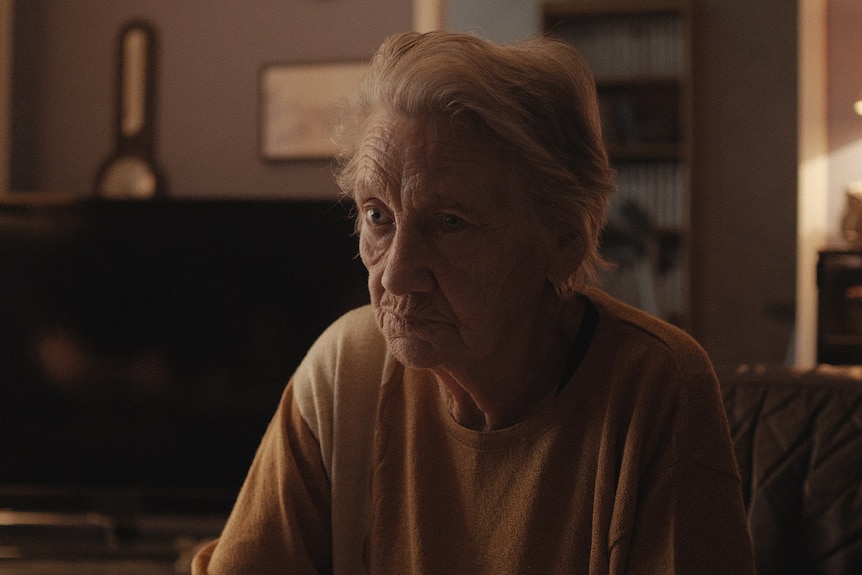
top-left (0, 198), bottom-right (368, 572)
top-left (818, 249), bottom-right (862, 364)
top-left (722, 366), bottom-right (862, 575)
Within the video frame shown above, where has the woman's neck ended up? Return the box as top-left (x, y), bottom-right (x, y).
top-left (433, 297), bottom-right (586, 431)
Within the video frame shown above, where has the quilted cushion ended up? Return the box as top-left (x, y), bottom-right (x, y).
top-left (722, 367), bottom-right (862, 575)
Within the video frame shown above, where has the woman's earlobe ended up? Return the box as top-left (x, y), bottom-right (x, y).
top-left (546, 235), bottom-right (585, 292)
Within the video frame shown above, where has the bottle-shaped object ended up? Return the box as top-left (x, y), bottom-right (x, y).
top-left (842, 183), bottom-right (862, 248)
top-left (95, 21), bottom-right (165, 199)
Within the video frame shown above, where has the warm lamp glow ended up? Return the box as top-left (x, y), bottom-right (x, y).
top-left (856, 97), bottom-right (862, 116)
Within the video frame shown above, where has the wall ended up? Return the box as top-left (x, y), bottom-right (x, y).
top-left (796, 0), bottom-right (829, 367)
top-left (689, 0), bottom-right (799, 370)
top-left (0, 0), bottom-right (10, 193)
top-left (827, 1), bottom-right (862, 236)
top-left (447, 0), bottom-right (540, 43)
top-left (9, 0), bottom-right (411, 199)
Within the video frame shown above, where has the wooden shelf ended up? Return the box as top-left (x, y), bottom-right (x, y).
top-left (543, 0), bottom-right (689, 18)
top-left (607, 143), bottom-right (681, 162)
top-left (823, 335), bottom-right (862, 346)
top-left (543, 0), bottom-right (691, 325)
top-left (596, 76), bottom-right (681, 89)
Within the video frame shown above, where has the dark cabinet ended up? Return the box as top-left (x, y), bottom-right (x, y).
top-left (818, 249), bottom-right (862, 364)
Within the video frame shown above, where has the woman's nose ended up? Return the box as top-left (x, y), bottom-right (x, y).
top-left (381, 227), bottom-right (436, 296)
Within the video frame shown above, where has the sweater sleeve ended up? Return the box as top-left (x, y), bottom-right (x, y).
top-left (192, 380), bottom-right (333, 575)
top-left (192, 306), bottom-right (386, 575)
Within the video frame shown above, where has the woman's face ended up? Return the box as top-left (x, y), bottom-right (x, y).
top-left (354, 112), bottom-right (567, 374)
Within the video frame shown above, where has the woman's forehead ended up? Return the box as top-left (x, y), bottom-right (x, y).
top-left (357, 113), bottom-right (499, 179)
top-left (354, 114), bottom-right (515, 210)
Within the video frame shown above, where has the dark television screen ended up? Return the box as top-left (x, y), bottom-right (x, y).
top-left (0, 199), bottom-right (369, 499)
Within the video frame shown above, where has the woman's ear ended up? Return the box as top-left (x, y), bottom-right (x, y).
top-left (546, 232), bottom-right (585, 291)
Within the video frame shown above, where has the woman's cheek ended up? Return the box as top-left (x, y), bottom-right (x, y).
top-left (359, 232), bottom-right (387, 269)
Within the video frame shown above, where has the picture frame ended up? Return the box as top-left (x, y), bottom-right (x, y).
top-left (259, 61), bottom-right (368, 160)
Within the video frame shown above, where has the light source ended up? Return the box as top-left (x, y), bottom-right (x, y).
top-left (856, 94), bottom-right (862, 116)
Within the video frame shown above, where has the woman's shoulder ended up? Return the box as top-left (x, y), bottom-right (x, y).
top-left (580, 287), bottom-right (713, 376)
top-left (290, 305), bottom-right (392, 469)
top-left (296, 304), bottom-right (389, 384)
top-left (321, 304), bottom-right (382, 344)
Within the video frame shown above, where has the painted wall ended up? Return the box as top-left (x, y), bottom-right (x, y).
top-left (689, 0), bottom-right (799, 370)
top-left (447, 0), bottom-right (540, 43)
top-left (0, 1), bottom-right (10, 194)
top-left (10, 0), bottom-right (411, 198)
top-left (827, 0), bottom-right (862, 239)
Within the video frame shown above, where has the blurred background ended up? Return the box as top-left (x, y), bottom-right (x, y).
top-left (1, 1), bottom-right (861, 572)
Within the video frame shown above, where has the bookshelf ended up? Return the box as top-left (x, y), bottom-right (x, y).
top-left (543, 0), bottom-right (691, 326)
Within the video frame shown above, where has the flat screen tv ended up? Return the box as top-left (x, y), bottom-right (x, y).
top-left (0, 198), bottom-right (369, 513)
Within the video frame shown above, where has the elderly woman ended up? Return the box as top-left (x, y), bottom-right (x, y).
top-left (193, 31), bottom-right (755, 574)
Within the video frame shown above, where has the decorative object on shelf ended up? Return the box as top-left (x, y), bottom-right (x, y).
top-left (259, 61), bottom-right (368, 160)
top-left (94, 20), bottom-right (166, 199)
top-left (842, 181), bottom-right (862, 248)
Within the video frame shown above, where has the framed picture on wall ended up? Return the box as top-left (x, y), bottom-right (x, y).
top-left (259, 61), bottom-right (368, 160)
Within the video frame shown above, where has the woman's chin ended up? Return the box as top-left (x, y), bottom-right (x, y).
top-left (386, 335), bottom-right (446, 369)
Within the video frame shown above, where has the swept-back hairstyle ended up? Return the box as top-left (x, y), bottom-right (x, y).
top-left (333, 31), bottom-right (615, 294)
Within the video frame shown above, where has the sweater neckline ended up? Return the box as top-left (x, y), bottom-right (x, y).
top-left (429, 294), bottom-right (600, 448)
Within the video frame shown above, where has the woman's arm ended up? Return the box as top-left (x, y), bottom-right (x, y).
top-left (192, 380), bottom-right (333, 575)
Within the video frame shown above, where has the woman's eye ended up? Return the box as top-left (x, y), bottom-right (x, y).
top-left (365, 206), bottom-right (393, 227)
top-left (440, 214), bottom-right (467, 233)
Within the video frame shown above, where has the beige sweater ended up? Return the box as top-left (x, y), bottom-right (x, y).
top-left (193, 288), bottom-right (755, 574)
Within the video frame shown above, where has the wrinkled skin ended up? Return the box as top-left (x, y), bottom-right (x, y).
top-left (352, 112), bottom-right (584, 430)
